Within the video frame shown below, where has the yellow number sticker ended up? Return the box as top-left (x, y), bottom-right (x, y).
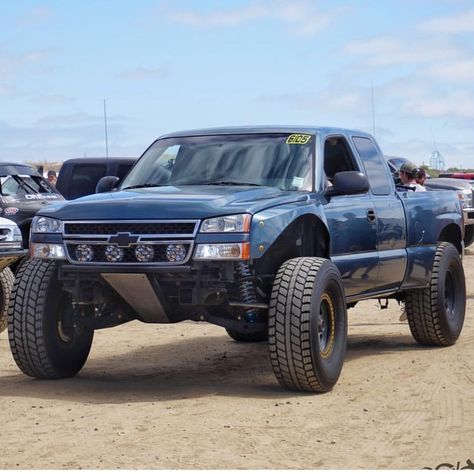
top-left (286, 134), bottom-right (311, 145)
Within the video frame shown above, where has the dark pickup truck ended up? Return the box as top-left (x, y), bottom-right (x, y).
top-left (8, 127), bottom-right (466, 393)
top-left (56, 157), bottom-right (136, 200)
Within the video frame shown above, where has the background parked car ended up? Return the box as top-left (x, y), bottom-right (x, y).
top-left (56, 157), bottom-right (137, 200)
top-left (0, 217), bottom-right (28, 333)
top-left (0, 162), bottom-right (64, 249)
top-left (386, 156), bottom-right (474, 247)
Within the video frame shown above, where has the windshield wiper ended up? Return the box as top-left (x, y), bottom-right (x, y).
top-left (122, 183), bottom-right (166, 190)
top-left (200, 181), bottom-right (262, 186)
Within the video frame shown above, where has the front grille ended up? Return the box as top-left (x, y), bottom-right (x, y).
top-left (64, 221), bottom-right (198, 236)
top-left (62, 220), bottom-right (198, 265)
top-left (66, 243), bottom-right (191, 264)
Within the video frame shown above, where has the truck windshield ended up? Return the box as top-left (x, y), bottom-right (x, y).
top-left (0, 175), bottom-right (55, 197)
top-left (121, 133), bottom-right (314, 191)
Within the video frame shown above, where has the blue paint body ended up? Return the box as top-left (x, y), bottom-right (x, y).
top-left (37, 126), bottom-right (463, 302)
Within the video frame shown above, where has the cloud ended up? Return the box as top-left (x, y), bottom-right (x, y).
top-left (0, 115), bottom-right (137, 162)
top-left (17, 5), bottom-right (54, 26)
top-left (343, 35), bottom-right (465, 67)
top-left (29, 94), bottom-right (75, 106)
top-left (160, 0), bottom-right (348, 36)
top-left (419, 7), bottom-right (474, 33)
top-left (401, 90), bottom-right (474, 119)
top-left (0, 48), bottom-right (53, 79)
top-left (118, 66), bottom-right (170, 80)
top-left (426, 58), bottom-right (474, 82)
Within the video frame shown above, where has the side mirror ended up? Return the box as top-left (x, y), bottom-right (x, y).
top-left (96, 176), bottom-right (120, 194)
top-left (326, 171), bottom-right (369, 197)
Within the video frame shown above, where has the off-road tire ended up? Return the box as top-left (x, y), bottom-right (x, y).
top-left (268, 257), bottom-right (347, 393)
top-left (226, 328), bottom-right (268, 342)
top-left (464, 225), bottom-right (474, 248)
top-left (7, 259), bottom-right (94, 378)
top-left (0, 267), bottom-right (15, 334)
top-left (405, 242), bottom-right (465, 346)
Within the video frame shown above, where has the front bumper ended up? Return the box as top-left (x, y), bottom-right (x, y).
top-left (463, 208), bottom-right (474, 225)
top-left (0, 249), bottom-right (28, 271)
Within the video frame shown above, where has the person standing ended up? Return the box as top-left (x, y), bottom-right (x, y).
top-left (399, 161), bottom-right (426, 191)
top-left (47, 170), bottom-right (57, 186)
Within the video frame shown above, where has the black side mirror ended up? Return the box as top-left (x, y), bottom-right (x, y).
top-left (96, 176), bottom-right (120, 194)
top-left (326, 171), bottom-right (369, 197)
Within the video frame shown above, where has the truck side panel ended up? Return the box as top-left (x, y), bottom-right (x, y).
top-left (397, 190), bottom-right (463, 289)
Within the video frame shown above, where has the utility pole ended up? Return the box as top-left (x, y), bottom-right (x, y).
top-left (371, 81), bottom-right (376, 138)
top-left (103, 99), bottom-right (109, 159)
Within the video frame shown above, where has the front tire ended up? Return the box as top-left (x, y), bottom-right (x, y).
top-left (268, 257), bottom-right (347, 393)
top-left (405, 242), bottom-right (466, 346)
top-left (7, 259), bottom-right (94, 378)
top-left (0, 267), bottom-right (15, 334)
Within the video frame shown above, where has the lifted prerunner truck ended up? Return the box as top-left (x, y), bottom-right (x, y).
top-left (8, 127), bottom-right (466, 393)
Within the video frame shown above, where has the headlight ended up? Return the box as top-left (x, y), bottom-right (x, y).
top-left (32, 216), bottom-right (63, 233)
top-left (200, 214), bottom-right (251, 233)
top-left (0, 219), bottom-right (23, 249)
top-left (457, 190), bottom-right (472, 209)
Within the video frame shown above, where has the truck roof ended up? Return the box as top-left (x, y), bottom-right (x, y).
top-left (0, 162), bottom-right (40, 177)
top-left (61, 157), bottom-right (136, 165)
top-left (158, 126), bottom-right (374, 140)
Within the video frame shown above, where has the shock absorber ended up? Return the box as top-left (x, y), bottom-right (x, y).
top-left (235, 262), bottom-right (258, 323)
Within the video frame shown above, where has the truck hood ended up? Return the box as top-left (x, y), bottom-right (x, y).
top-left (37, 185), bottom-right (310, 220)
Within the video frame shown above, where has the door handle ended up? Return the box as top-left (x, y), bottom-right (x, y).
top-left (367, 209), bottom-right (376, 223)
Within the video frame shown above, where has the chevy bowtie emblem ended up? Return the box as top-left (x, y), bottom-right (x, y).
top-left (107, 232), bottom-right (139, 247)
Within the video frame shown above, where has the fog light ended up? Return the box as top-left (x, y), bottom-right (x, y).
top-left (135, 244), bottom-right (154, 262)
top-left (105, 245), bottom-right (124, 262)
top-left (30, 243), bottom-right (66, 260)
top-left (75, 244), bottom-right (94, 262)
top-left (166, 244), bottom-right (187, 262)
top-left (194, 243), bottom-right (250, 260)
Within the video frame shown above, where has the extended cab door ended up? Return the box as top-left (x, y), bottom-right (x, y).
top-left (322, 135), bottom-right (379, 297)
top-left (351, 136), bottom-right (407, 291)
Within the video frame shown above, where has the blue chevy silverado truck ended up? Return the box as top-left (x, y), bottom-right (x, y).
top-left (8, 126), bottom-right (466, 393)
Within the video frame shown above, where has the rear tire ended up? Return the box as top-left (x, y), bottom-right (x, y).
top-left (7, 259), bottom-right (94, 378)
top-left (268, 257), bottom-right (347, 393)
top-left (405, 242), bottom-right (465, 346)
top-left (225, 328), bottom-right (268, 342)
top-left (0, 267), bottom-right (15, 334)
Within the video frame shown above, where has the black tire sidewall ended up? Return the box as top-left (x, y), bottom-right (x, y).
top-left (42, 265), bottom-right (94, 377)
top-left (308, 261), bottom-right (347, 390)
top-left (436, 244), bottom-right (466, 343)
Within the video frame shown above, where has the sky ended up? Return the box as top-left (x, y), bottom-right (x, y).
top-left (1, 0), bottom-right (474, 169)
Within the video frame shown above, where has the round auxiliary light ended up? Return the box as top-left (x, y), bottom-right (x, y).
top-left (75, 244), bottom-right (94, 262)
top-left (105, 244), bottom-right (124, 262)
top-left (166, 244), bottom-right (187, 262)
top-left (135, 244), bottom-right (154, 262)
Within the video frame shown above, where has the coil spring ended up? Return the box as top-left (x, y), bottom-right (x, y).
top-left (235, 262), bottom-right (258, 322)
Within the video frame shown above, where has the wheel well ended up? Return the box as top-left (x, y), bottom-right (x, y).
top-left (439, 224), bottom-right (462, 254)
top-left (254, 214), bottom-right (329, 278)
top-left (19, 220), bottom-right (32, 247)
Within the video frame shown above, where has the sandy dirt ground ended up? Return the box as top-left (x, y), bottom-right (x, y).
top-left (1, 250), bottom-right (474, 470)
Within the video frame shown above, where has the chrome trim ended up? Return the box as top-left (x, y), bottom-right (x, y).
top-left (63, 219), bottom-right (200, 239)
